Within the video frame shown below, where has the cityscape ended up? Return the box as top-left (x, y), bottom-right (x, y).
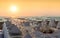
top-left (0, 17), bottom-right (60, 38)
top-left (0, 0), bottom-right (60, 38)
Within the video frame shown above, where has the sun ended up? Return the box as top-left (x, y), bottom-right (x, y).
top-left (10, 6), bottom-right (17, 12)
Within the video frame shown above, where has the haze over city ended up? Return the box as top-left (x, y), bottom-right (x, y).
top-left (0, 0), bottom-right (60, 38)
top-left (0, 0), bottom-right (60, 17)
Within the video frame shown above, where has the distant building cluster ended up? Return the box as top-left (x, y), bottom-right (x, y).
top-left (2, 17), bottom-right (60, 38)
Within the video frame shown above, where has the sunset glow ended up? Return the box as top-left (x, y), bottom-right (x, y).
top-left (0, 0), bottom-right (60, 17)
top-left (10, 6), bottom-right (17, 12)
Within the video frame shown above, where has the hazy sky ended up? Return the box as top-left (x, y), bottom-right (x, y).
top-left (0, 0), bottom-right (60, 17)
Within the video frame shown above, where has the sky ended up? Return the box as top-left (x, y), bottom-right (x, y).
top-left (0, 0), bottom-right (60, 17)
